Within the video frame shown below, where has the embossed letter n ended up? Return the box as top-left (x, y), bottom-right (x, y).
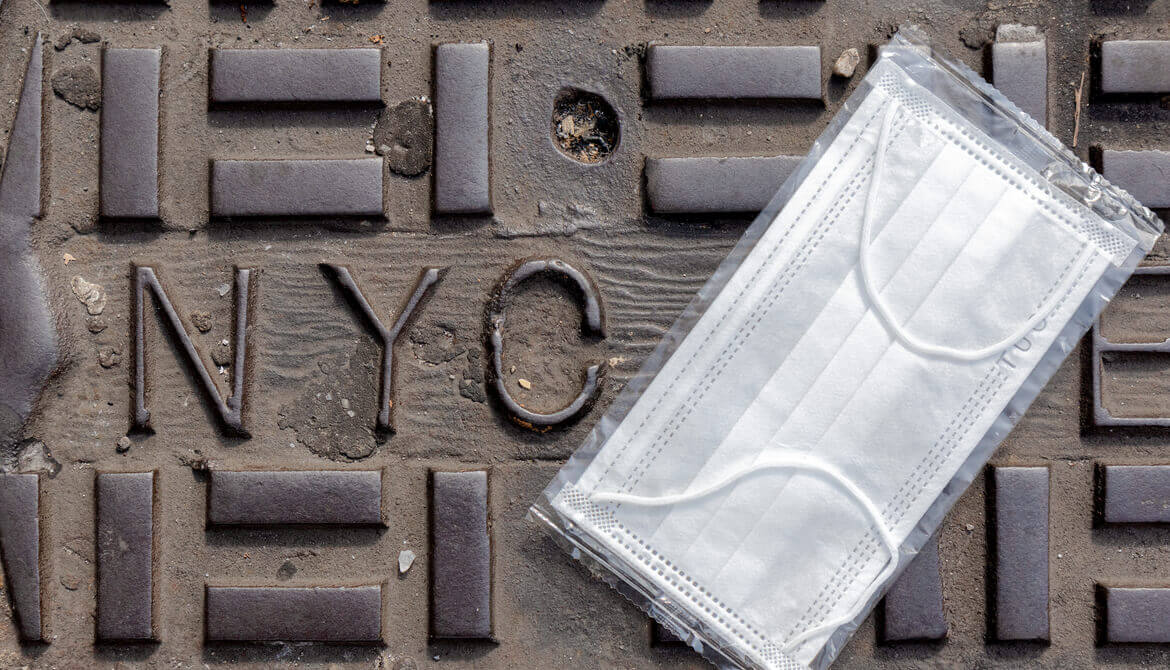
top-left (132, 266), bottom-right (254, 437)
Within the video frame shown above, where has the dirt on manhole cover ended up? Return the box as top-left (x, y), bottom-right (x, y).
top-left (551, 87), bottom-right (619, 164)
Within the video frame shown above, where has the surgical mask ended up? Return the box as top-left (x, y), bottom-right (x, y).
top-left (532, 33), bottom-right (1160, 670)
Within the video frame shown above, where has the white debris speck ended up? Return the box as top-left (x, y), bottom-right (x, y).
top-left (217, 283), bottom-right (231, 297)
top-left (398, 549), bottom-right (416, 575)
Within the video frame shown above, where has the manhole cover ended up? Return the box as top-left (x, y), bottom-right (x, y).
top-left (1, 2), bottom-right (1170, 668)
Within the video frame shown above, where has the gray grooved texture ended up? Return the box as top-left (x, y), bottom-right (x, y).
top-left (645, 45), bottom-right (822, 100)
top-left (1102, 586), bottom-right (1170, 643)
top-left (100, 47), bottom-right (160, 219)
top-left (205, 585), bottom-right (383, 642)
top-left (96, 472), bottom-right (155, 641)
top-left (1102, 465), bottom-right (1170, 523)
top-left (991, 39), bottom-right (1047, 127)
top-left (992, 466), bottom-right (1049, 641)
top-left (209, 48), bottom-right (382, 104)
top-left (430, 470), bottom-right (492, 639)
top-left (433, 43), bottom-right (491, 215)
top-left (207, 470), bottom-right (383, 526)
top-left (209, 158), bottom-right (384, 217)
top-left (1100, 149), bottom-right (1170, 209)
top-left (644, 155), bottom-right (802, 214)
top-left (1100, 40), bottom-right (1170, 94)
top-left (882, 535), bottom-right (947, 641)
top-left (0, 474), bottom-right (41, 641)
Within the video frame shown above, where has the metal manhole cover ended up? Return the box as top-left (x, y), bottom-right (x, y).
top-left (1, 1), bottom-right (1170, 668)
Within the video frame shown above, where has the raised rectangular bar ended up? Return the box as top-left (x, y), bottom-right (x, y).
top-left (1102, 464), bottom-right (1170, 523)
top-left (644, 156), bottom-right (802, 214)
top-left (1101, 40), bottom-right (1170, 94)
top-left (96, 471), bottom-right (155, 641)
top-left (209, 158), bottom-right (384, 217)
top-left (882, 534), bottom-right (947, 641)
top-left (205, 585), bottom-right (382, 642)
top-left (646, 45), bottom-right (821, 100)
top-left (992, 466), bottom-right (1049, 641)
top-left (991, 32), bottom-right (1047, 127)
top-left (0, 474), bottom-right (42, 641)
top-left (1100, 149), bottom-right (1170, 208)
top-left (430, 470), bottom-right (491, 639)
top-left (209, 48), bottom-right (382, 104)
top-left (207, 470), bottom-right (383, 526)
top-left (433, 42), bottom-right (491, 215)
top-left (101, 47), bottom-right (160, 219)
top-left (1102, 586), bottom-right (1170, 643)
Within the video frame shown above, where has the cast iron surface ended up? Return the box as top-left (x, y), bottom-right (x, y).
top-left (3, 0), bottom-right (1170, 668)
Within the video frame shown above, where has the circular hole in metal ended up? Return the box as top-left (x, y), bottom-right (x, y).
top-left (551, 88), bottom-right (620, 164)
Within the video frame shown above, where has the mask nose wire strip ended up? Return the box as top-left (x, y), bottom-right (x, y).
top-left (859, 103), bottom-right (1092, 362)
top-left (590, 449), bottom-right (901, 653)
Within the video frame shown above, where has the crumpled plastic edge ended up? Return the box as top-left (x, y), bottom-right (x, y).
top-left (529, 25), bottom-right (1164, 670)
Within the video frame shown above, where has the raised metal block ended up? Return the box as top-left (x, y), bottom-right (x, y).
top-left (100, 47), bottom-right (160, 219)
top-left (209, 158), bottom-right (384, 218)
top-left (433, 42), bottom-right (492, 215)
top-left (96, 471), bottom-right (156, 641)
top-left (209, 48), bottom-right (382, 104)
top-left (646, 45), bottom-right (822, 100)
top-left (644, 156), bottom-right (802, 214)
top-left (1101, 40), bottom-right (1170, 94)
top-left (1101, 465), bottom-right (1170, 523)
top-left (991, 466), bottom-right (1049, 641)
top-left (1101, 586), bottom-right (1170, 643)
top-left (205, 585), bottom-right (383, 642)
top-left (882, 535), bottom-right (947, 642)
top-left (1101, 150), bottom-right (1170, 209)
top-left (991, 28), bottom-right (1047, 127)
top-left (207, 470), bottom-right (383, 526)
top-left (430, 469), bottom-right (492, 639)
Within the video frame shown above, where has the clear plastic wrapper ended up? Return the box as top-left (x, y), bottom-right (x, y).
top-left (529, 27), bottom-right (1163, 670)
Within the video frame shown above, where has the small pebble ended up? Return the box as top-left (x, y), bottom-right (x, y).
top-left (518, 378), bottom-right (532, 390)
top-left (833, 48), bottom-right (860, 78)
top-left (398, 549), bottom-right (416, 575)
top-left (98, 347), bottom-right (121, 369)
top-left (190, 311), bottom-right (213, 333)
top-left (116, 436), bottom-right (131, 453)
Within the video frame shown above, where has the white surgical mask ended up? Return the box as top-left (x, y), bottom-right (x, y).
top-left (536, 51), bottom-right (1156, 670)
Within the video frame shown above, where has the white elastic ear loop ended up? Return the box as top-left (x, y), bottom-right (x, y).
top-left (860, 103), bottom-right (1092, 362)
top-left (591, 450), bottom-right (901, 654)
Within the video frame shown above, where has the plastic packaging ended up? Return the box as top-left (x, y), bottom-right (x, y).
top-left (529, 27), bottom-right (1163, 670)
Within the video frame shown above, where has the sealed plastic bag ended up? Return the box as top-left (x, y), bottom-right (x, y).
top-left (530, 27), bottom-right (1163, 670)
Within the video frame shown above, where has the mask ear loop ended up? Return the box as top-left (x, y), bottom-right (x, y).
top-left (860, 103), bottom-right (1093, 362)
top-left (590, 449), bottom-right (901, 654)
